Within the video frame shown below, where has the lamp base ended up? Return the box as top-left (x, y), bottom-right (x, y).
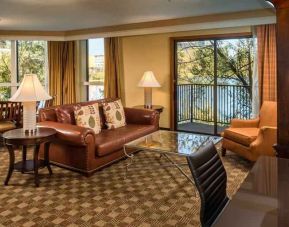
top-left (144, 87), bottom-right (152, 108)
top-left (23, 101), bottom-right (37, 134)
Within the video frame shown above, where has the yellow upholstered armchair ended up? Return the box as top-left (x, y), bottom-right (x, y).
top-left (221, 101), bottom-right (277, 161)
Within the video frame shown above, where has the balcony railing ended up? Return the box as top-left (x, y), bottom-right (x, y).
top-left (177, 84), bottom-right (252, 125)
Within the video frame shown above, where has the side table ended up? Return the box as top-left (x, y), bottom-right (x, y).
top-left (133, 105), bottom-right (164, 114)
top-left (2, 127), bottom-right (56, 187)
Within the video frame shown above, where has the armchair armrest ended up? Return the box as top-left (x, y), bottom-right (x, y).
top-left (38, 121), bottom-right (95, 146)
top-left (230, 118), bottom-right (260, 128)
top-left (124, 107), bottom-right (160, 127)
top-left (250, 126), bottom-right (277, 156)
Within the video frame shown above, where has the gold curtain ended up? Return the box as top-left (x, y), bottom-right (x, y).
top-left (48, 41), bottom-right (76, 105)
top-left (257, 24), bottom-right (277, 104)
top-left (104, 37), bottom-right (125, 104)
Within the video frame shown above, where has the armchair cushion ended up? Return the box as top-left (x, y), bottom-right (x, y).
top-left (223, 127), bottom-right (259, 147)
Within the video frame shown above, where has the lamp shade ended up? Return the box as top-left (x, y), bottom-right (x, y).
top-left (138, 71), bottom-right (161, 88)
top-left (9, 74), bottom-right (51, 102)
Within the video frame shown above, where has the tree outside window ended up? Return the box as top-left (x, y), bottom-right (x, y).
top-left (0, 40), bottom-right (47, 101)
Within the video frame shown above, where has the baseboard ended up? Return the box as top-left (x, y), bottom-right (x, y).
top-left (160, 127), bottom-right (170, 131)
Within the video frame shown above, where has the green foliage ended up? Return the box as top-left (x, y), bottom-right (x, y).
top-left (17, 41), bottom-right (46, 85)
top-left (0, 40), bottom-right (11, 84)
top-left (0, 40), bottom-right (46, 100)
top-left (177, 38), bottom-right (254, 86)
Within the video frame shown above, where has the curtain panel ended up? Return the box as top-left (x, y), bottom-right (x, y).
top-left (104, 37), bottom-right (125, 104)
top-left (256, 24), bottom-right (277, 104)
top-left (48, 41), bottom-right (76, 105)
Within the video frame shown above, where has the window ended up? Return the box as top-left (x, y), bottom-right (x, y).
top-left (0, 40), bottom-right (48, 100)
top-left (17, 41), bottom-right (47, 86)
top-left (87, 38), bottom-right (105, 101)
top-left (175, 35), bottom-right (254, 135)
top-left (0, 41), bottom-right (12, 100)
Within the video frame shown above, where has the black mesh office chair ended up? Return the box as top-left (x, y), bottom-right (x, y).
top-left (187, 142), bottom-right (229, 227)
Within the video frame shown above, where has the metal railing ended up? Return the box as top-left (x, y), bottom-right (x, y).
top-left (177, 84), bottom-right (252, 125)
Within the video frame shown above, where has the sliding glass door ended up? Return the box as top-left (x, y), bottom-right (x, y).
top-left (175, 36), bottom-right (254, 135)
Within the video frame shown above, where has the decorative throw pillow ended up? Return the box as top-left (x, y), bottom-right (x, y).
top-left (74, 103), bottom-right (101, 134)
top-left (103, 99), bottom-right (126, 129)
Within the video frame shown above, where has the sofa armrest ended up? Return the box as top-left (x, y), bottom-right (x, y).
top-left (230, 118), bottom-right (260, 128)
top-left (124, 107), bottom-right (160, 127)
top-left (250, 126), bottom-right (277, 156)
top-left (38, 121), bottom-right (95, 146)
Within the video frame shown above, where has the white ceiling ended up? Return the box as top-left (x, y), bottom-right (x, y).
top-left (0, 0), bottom-right (271, 31)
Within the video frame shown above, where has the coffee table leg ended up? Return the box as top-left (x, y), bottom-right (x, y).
top-left (123, 147), bottom-right (134, 178)
top-left (44, 142), bottom-right (53, 175)
top-left (4, 145), bottom-right (15, 186)
top-left (33, 144), bottom-right (40, 187)
top-left (22, 145), bottom-right (27, 173)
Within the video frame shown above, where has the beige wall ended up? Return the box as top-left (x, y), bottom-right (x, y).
top-left (122, 26), bottom-right (251, 128)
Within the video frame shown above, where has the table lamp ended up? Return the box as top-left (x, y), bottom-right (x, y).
top-left (9, 74), bottom-right (52, 133)
top-left (138, 71), bottom-right (161, 108)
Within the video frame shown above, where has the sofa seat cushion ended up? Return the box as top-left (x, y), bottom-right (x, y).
top-left (223, 127), bottom-right (259, 147)
top-left (0, 121), bottom-right (16, 133)
top-left (95, 124), bottom-right (156, 157)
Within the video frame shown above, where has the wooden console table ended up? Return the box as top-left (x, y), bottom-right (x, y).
top-left (133, 105), bottom-right (164, 113)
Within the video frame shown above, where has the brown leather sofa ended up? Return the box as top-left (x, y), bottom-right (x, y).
top-left (38, 98), bottom-right (159, 176)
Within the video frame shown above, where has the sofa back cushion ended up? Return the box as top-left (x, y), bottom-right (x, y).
top-left (56, 106), bottom-right (76, 124)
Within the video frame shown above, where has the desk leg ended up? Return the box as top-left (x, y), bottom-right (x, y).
top-left (44, 142), bottom-right (53, 175)
top-left (22, 145), bottom-right (27, 173)
top-left (33, 144), bottom-right (40, 187)
top-left (4, 145), bottom-right (15, 185)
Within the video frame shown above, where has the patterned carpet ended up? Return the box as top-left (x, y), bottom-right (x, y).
top-left (0, 146), bottom-right (252, 227)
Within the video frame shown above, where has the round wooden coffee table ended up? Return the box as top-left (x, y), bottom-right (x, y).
top-left (2, 127), bottom-right (56, 187)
